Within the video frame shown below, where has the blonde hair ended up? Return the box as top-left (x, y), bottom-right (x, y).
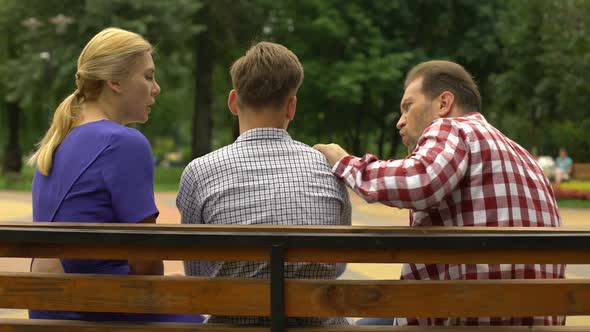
top-left (28, 27), bottom-right (152, 176)
top-left (230, 41), bottom-right (303, 110)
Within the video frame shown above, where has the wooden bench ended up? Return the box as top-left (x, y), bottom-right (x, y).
top-left (573, 163), bottom-right (590, 179)
top-left (0, 222), bottom-right (588, 331)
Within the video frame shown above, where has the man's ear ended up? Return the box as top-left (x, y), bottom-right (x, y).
top-left (228, 89), bottom-right (239, 116)
top-left (286, 95), bottom-right (297, 121)
top-left (437, 91), bottom-right (455, 117)
top-left (106, 80), bottom-right (122, 94)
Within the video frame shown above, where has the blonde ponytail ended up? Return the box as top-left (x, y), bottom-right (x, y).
top-left (28, 93), bottom-right (80, 176)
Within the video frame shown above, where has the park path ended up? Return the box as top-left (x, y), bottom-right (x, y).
top-left (1, 190), bottom-right (589, 323)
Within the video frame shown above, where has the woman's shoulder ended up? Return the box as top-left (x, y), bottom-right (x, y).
top-left (73, 121), bottom-right (151, 159)
top-left (101, 121), bottom-right (147, 142)
top-left (76, 120), bottom-right (143, 138)
top-left (89, 124), bottom-right (154, 171)
top-left (81, 120), bottom-right (149, 148)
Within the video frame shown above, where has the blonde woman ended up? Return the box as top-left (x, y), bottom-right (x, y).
top-left (28, 27), bottom-right (202, 323)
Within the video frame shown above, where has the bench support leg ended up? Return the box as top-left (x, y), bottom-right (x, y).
top-left (271, 244), bottom-right (285, 332)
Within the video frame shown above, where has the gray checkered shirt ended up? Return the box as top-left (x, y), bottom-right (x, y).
top-left (177, 128), bottom-right (351, 326)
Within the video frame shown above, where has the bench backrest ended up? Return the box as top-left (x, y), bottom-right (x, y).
top-left (0, 222), bottom-right (587, 331)
top-left (573, 163), bottom-right (590, 179)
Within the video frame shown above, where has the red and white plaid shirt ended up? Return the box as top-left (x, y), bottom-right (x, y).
top-left (333, 112), bottom-right (565, 326)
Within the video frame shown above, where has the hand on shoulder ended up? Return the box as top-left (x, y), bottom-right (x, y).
top-left (313, 143), bottom-right (349, 167)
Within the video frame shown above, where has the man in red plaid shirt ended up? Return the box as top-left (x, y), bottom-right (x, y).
top-left (315, 60), bottom-right (565, 326)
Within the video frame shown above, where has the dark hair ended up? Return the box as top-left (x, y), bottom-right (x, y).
top-left (405, 60), bottom-right (481, 113)
top-left (230, 41), bottom-right (304, 110)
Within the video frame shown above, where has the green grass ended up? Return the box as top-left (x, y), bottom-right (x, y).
top-left (555, 181), bottom-right (590, 208)
top-left (561, 180), bottom-right (590, 191)
top-left (0, 166), bottom-right (185, 192)
top-left (154, 167), bottom-right (184, 192)
top-left (556, 199), bottom-right (590, 209)
top-left (556, 181), bottom-right (590, 208)
top-left (0, 167), bottom-right (34, 191)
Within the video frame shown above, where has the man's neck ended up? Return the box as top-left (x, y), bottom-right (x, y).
top-left (237, 111), bottom-right (288, 135)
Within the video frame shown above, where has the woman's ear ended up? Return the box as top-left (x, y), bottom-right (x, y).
top-left (106, 80), bottom-right (123, 94)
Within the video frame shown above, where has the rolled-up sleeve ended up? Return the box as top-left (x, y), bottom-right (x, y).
top-left (333, 119), bottom-right (470, 210)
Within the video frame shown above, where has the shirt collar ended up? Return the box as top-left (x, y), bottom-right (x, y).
top-left (235, 128), bottom-right (292, 143)
top-left (464, 111), bottom-right (486, 122)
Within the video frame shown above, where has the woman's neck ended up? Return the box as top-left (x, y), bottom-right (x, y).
top-left (77, 101), bottom-right (121, 126)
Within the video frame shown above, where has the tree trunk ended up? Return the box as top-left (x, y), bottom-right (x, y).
top-left (2, 28), bottom-right (22, 175)
top-left (191, 1), bottom-right (214, 159)
top-left (2, 101), bottom-right (22, 174)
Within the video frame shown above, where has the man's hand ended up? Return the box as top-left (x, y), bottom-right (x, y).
top-left (313, 143), bottom-right (349, 167)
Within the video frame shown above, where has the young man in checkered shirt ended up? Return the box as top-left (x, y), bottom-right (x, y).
top-left (315, 60), bottom-right (564, 326)
top-left (177, 42), bottom-right (351, 326)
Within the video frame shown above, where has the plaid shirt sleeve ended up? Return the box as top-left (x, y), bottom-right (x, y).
top-left (333, 119), bottom-right (469, 210)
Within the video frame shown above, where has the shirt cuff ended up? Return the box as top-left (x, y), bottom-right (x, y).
top-left (332, 155), bottom-right (358, 179)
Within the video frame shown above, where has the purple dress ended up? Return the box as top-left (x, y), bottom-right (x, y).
top-left (30, 120), bottom-right (203, 323)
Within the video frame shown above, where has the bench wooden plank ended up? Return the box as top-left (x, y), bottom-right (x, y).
top-left (0, 319), bottom-right (585, 332)
top-left (0, 319), bottom-right (267, 331)
top-left (0, 273), bottom-right (588, 318)
top-left (1, 224), bottom-right (589, 263)
top-left (0, 273), bottom-right (269, 316)
top-left (0, 243), bottom-right (587, 263)
top-left (573, 163), bottom-right (590, 179)
top-left (0, 243), bottom-right (270, 262)
top-left (2, 222), bottom-right (590, 233)
top-left (287, 248), bottom-right (590, 264)
top-left (288, 279), bottom-right (590, 318)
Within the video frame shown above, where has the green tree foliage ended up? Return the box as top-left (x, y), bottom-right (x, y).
top-left (1, 0), bottom-right (589, 176)
top-left (266, 0), bottom-right (506, 158)
top-left (489, 0), bottom-right (590, 161)
top-left (0, 0), bottom-right (202, 173)
top-left (259, 0), bottom-right (411, 157)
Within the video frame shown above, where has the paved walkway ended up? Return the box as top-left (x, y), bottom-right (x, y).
top-left (1, 190), bottom-right (589, 324)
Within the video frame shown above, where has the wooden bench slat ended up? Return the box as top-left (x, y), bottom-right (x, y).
top-left (0, 318), bottom-right (267, 331)
top-left (286, 248), bottom-right (590, 264)
top-left (309, 328), bottom-right (590, 332)
top-left (2, 223), bottom-right (590, 263)
top-left (0, 243), bottom-right (270, 262)
top-left (0, 318), bottom-right (585, 332)
top-left (3, 222), bottom-right (590, 233)
top-left (288, 279), bottom-right (590, 318)
top-left (0, 273), bottom-right (588, 318)
top-left (0, 243), bottom-right (588, 263)
top-left (573, 163), bottom-right (590, 179)
top-left (308, 328), bottom-right (590, 332)
top-left (0, 273), bottom-right (269, 316)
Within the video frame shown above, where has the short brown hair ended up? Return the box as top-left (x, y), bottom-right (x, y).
top-left (405, 60), bottom-right (481, 113)
top-left (230, 41), bottom-right (304, 110)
